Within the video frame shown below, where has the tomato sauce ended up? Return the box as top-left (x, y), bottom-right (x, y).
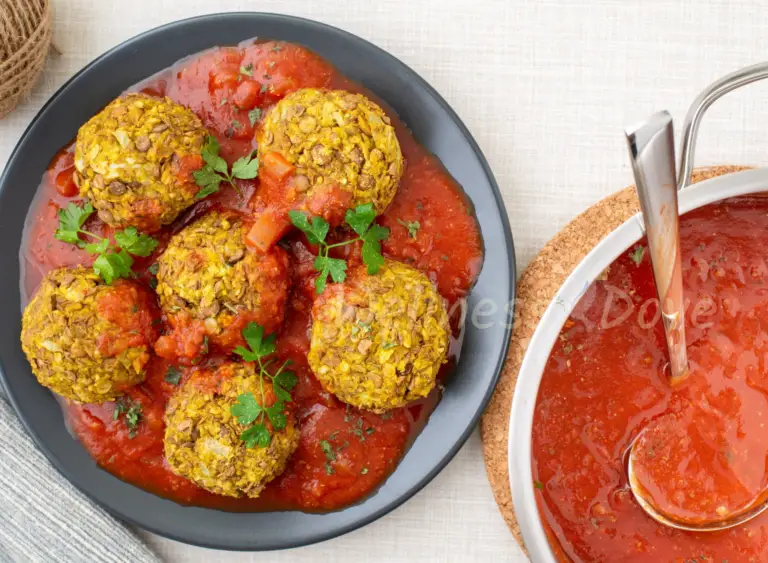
top-left (19, 39), bottom-right (483, 512)
top-left (532, 195), bottom-right (768, 561)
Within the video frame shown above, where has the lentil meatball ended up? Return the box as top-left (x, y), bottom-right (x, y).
top-left (164, 363), bottom-right (299, 498)
top-left (308, 260), bottom-right (450, 412)
top-left (155, 211), bottom-right (289, 340)
top-left (257, 88), bottom-right (403, 214)
top-left (21, 267), bottom-right (157, 404)
top-left (74, 93), bottom-right (208, 232)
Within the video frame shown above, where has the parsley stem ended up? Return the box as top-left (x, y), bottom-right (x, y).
top-left (325, 237), bottom-right (362, 250)
top-left (78, 229), bottom-right (104, 241)
top-left (258, 369), bottom-right (265, 425)
top-left (225, 175), bottom-right (242, 196)
top-left (272, 359), bottom-right (291, 379)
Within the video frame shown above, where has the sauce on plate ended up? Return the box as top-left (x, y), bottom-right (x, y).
top-left (20, 40), bottom-right (483, 512)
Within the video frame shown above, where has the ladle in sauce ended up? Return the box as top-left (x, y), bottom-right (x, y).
top-left (624, 102), bottom-right (768, 531)
top-left (625, 110), bottom-right (688, 385)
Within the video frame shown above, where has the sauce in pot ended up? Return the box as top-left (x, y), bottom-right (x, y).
top-left (533, 195), bottom-right (768, 561)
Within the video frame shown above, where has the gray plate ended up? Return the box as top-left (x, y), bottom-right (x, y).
top-left (0, 13), bottom-right (515, 550)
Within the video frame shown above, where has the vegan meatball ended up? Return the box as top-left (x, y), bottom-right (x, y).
top-left (74, 93), bottom-right (208, 232)
top-left (308, 259), bottom-right (450, 412)
top-left (164, 363), bottom-right (299, 498)
top-left (155, 211), bottom-right (289, 342)
top-left (21, 267), bottom-right (157, 404)
top-left (257, 88), bottom-right (403, 215)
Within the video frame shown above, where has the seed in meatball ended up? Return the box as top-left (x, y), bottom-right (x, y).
top-left (74, 93), bottom-right (208, 232)
top-left (307, 259), bottom-right (450, 412)
top-left (21, 266), bottom-right (158, 403)
top-left (164, 363), bottom-right (299, 498)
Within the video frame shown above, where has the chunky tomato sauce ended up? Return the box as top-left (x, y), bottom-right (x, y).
top-left (532, 196), bottom-right (768, 561)
top-left (20, 40), bottom-right (483, 511)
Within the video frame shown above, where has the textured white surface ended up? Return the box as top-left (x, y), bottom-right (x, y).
top-left (2, 0), bottom-right (768, 561)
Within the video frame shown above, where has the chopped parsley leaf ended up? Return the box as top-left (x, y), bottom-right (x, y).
top-left (397, 218), bottom-right (420, 239)
top-left (320, 440), bottom-right (336, 462)
top-left (248, 107), bottom-right (262, 126)
top-left (164, 365), bottom-right (182, 385)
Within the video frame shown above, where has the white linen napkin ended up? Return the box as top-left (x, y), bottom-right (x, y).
top-left (0, 395), bottom-right (161, 563)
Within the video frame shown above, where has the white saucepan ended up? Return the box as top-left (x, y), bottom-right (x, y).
top-left (507, 62), bottom-right (768, 561)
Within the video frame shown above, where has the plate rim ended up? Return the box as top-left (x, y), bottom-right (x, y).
top-left (0, 11), bottom-right (516, 551)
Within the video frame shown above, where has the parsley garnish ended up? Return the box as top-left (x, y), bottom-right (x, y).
top-left (248, 108), bottom-right (262, 126)
top-left (54, 202), bottom-right (158, 284)
top-left (239, 63), bottom-right (253, 77)
top-left (534, 480), bottom-right (544, 490)
top-left (193, 136), bottom-right (259, 199)
top-left (114, 227), bottom-right (158, 256)
top-left (289, 203), bottom-right (389, 293)
top-left (397, 218), bottom-right (420, 239)
top-left (352, 418), bottom-right (367, 442)
top-left (164, 365), bottom-right (182, 385)
top-left (320, 440), bottom-right (336, 461)
top-left (630, 245), bottom-right (646, 266)
top-left (320, 434), bottom-right (351, 473)
top-left (231, 322), bottom-right (297, 448)
top-left (113, 397), bottom-right (142, 438)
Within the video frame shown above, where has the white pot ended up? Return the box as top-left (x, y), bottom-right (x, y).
top-left (507, 168), bottom-right (768, 561)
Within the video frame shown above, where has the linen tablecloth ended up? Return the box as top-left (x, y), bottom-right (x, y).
top-left (2, 1), bottom-right (768, 561)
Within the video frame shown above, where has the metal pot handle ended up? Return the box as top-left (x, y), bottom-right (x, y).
top-left (678, 62), bottom-right (768, 190)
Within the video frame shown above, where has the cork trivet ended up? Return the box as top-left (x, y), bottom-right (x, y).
top-left (480, 165), bottom-right (750, 553)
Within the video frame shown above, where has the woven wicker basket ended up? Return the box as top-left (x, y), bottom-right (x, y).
top-left (0, 0), bottom-right (52, 119)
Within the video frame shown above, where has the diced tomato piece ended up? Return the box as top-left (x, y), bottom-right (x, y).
top-left (307, 183), bottom-right (354, 226)
top-left (232, 79), bottom-right (262, 110)
top-left (154, 335), bottom-right (176, 359)
top-left (262, 152), bottom-right (295, 182)
top-left (55, 169), bottom-right (78, 197)
top-left (210, 70), bottom-right (240, 90)
top-left (246, 210), bottom-right (291, 252)
top-left (176, 153), bottom-right (204, 183)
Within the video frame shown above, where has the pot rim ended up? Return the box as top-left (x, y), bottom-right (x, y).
top-left (507, 168), bottom-right (768, 562)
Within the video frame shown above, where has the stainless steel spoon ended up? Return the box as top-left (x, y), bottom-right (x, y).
top-left (625, 110), bottom-right (688, 385)
top-left (624, 110), bottom-right (708, 530)
top-left (624, 101), bottom-right (768, 532)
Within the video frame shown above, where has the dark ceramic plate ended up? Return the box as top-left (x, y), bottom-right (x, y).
top-left (0, 13), bottom-right (515, 550)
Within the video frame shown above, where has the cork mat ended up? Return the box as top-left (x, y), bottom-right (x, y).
top-left (479, 165), bottom-right (750, 553)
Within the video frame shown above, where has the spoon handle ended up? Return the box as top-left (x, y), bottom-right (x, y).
top-left (626, 111), bottom-right (689, 384)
